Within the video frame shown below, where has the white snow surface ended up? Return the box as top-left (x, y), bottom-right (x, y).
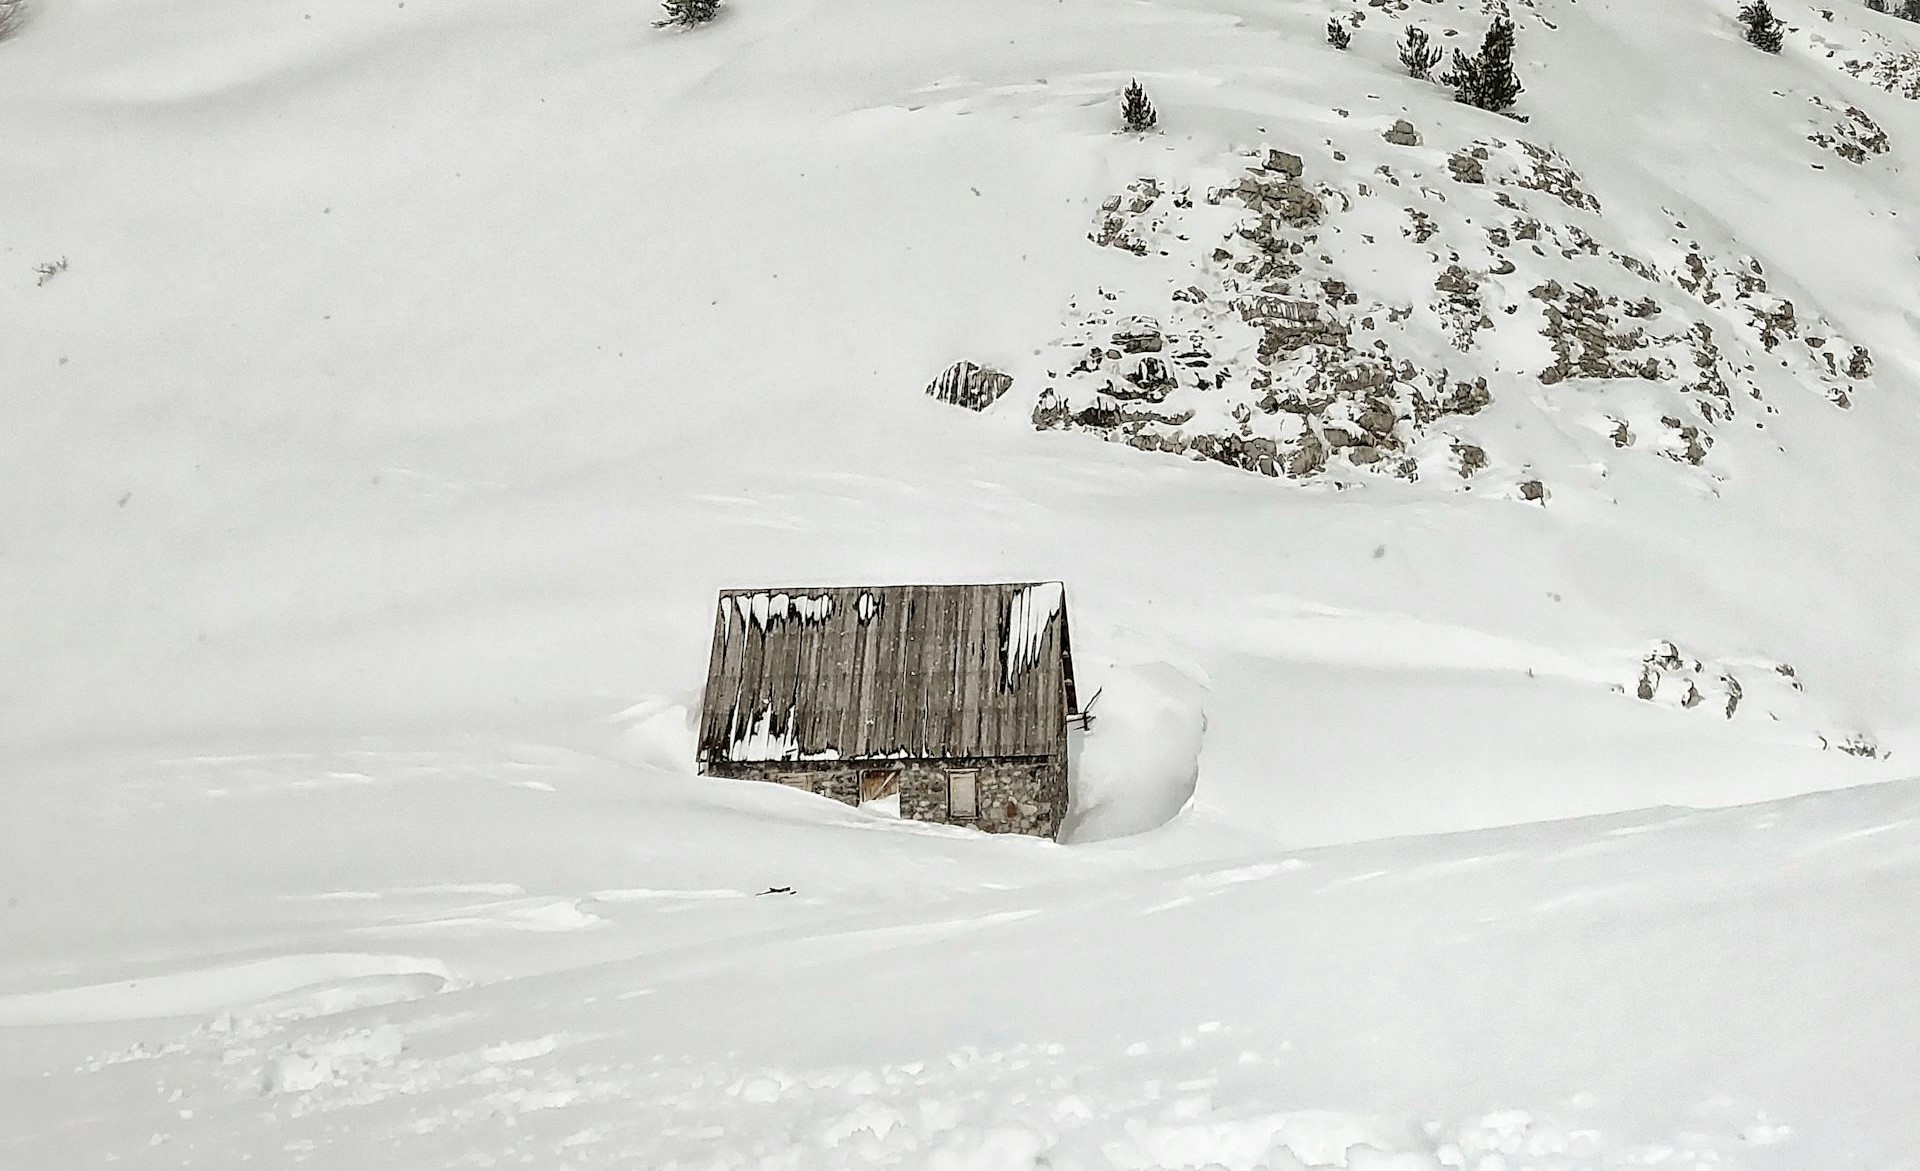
top-left (5, 0), bottom-right (1920, 1165)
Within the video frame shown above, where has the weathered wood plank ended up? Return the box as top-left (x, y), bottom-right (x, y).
top-left (853, 588), bottom-right (885, 756)
top-left (703, 583), bottom-right (1070, 763)
top-left (696, 597), bottom-right (733, 761)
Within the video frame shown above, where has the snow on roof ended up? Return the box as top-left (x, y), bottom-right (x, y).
top-left (699, 583), bottom-right (1076, 764)
top-left (731, 591), bottom-right (836, 632)
top-left (1003, 582), bottom-right (1065, 690)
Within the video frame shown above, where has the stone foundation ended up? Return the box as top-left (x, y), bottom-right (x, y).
top-left (709, 756), bottom-right (1066, 839)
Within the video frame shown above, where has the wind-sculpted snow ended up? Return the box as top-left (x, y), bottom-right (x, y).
top-left (6, 746), bottom-right (1918, 1167)
top-left (5, 0), bottom-right (1920, 1165)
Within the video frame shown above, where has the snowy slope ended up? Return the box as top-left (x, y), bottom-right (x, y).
top-left (4, 751), bottom-right (1920, 1167)
top-left (5, 0), bottom-right (1920, 1164)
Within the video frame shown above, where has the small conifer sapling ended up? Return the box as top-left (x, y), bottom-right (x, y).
top-left (1739, 0), bottom-right (1785, 50)
top-left (1399, 26), bottom-right (1443, 78)
top-left (1327, 17), bottom-right (1352, 49)
top-left (655, 0), bottom-right (719, 28)
top-left (1121, 79), bottom-right (1158, 132)
top-left (1444, 16), bottom-right (1523, 112)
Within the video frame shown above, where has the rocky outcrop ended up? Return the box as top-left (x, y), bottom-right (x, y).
top-left (1842, 49), bottom-right (1920, 100)
top-left (1002, 120), bottom-right (1879, 493)
top-left (1807, 97), bottom-right (1890, 164)
top-left (926, 361), bottom-right (1013, 411)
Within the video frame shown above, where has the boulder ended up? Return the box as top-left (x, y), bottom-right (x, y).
top-left (1383, 119), bottom-right (1422, 147)
top-left (1263, 148), bottom-right (1305, 178)
top-left (926, 361), bottom-right (1013, 411)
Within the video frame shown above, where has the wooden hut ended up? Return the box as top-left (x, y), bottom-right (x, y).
top-left (696, 582), bottom-right (1078, 838)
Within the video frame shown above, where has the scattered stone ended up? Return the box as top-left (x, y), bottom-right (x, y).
top-left (1519, 478), bottom-right (1547, 503)
top-left (1829, 732), bottom-right (1883, 759)
top-left (1807, 98), bottom-right (1891, 164)
top-left (1383, 119), bottom-right (1421, 147)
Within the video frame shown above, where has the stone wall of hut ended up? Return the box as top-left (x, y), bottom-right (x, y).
top-left (710, 756), bottom-right (1066, 839)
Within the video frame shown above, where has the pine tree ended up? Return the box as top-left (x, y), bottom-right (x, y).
top-left (1864, 0), bottom-right (1886, 11)
top-left (1399, 26), bottom-right (1443, 78)
top-left (1327, 17), bottom-right (1352, 49)
top-left (1739, 0), bottom-right (1785, 50)
top-left (1444, 17), bottom-right (1524, 112)
top-left (1901, 0), bottom-right (1920, 19)
top-left (654, 0), bottom-right (719, 28)
top-left (1121, 79), bottom-right (1157, 132)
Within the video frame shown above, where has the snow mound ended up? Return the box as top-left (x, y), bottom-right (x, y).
top-left (606, 695), bottom-right (699, 774)
top-left (0, 953), bottom-right (455, 1027)
top-left (1061, 661), bottom-right (1207, 844)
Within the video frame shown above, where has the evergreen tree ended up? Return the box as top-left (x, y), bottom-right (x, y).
top-left (1398, 26), bottom-right (1443, 78)
top-left (1444, 17), bottom-right (1524, 112)
top-left (654, 0), bottom-right (719, 28)
top-left (1121, 79), bottom-right (1158, 132)
top-left (1901, 0), bottom-right (1920, 19)
top-left (1327, 17), bottom-right (1352, 49)
top-left (1864, 0), bottom-right (1886, 11)
top-left (1739, 0), bottom-right (1785, 50)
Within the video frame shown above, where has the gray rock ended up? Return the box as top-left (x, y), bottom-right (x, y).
top-left (1263, 148), bottom-right (1305, 178)
top-left (1447, 150), bottom-right (1485, 184)
top-left (1383, 119), bottom-right (1421, 147)
top-left (1111, 316), bottom-right (1165, 353)
top-left (926, 361), bottom-right (1013, 411)
top-left (1284, 433), bottom-right (1328, 477)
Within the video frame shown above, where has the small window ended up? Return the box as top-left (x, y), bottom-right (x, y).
top-left (948, 769), bottom-right (979, 820)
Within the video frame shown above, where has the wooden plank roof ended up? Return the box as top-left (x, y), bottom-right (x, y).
top-left (697, 582), bottom-right (1076, 764)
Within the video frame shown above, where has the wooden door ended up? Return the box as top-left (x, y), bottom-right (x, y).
top-left (859, 769), bottom-right (900, 804)
top-left (947, 769), bottom-right (979, 820)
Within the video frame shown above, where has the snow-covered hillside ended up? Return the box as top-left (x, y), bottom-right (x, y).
top-left (5, 0), bottom-right (1920, 1165)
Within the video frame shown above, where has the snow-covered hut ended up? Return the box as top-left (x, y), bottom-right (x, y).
top-left (696, 583), bottom-right (1079, 838)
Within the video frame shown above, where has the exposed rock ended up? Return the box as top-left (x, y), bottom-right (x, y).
top-left (1262, 148), bottom-right (1305, 178)
top-left (1512, 142), bottom-right (1601, 212)
top-left (1843, 49), bottom-right (1920, 100)
top-left (1447, 150), bottom-right (1486, 184)
top-left (1829, 732), bottom-right (1883, 759)
top-left (1519, 479), bottom-right (1548, 503)
top-left (1027, 137), bottom-right (1877, 493)
top-left (1284, 432), bottom-right (1328, 477)
top-left (926, 361), bottom-right (1013, 411)
top-left (1632, 641), bottom-right (1810, 723)
top-left (1807, 97), bottom-right (1891, 163)
top-left (1383, 119), bottom-right (1421, 147)
top-left (1112, 316), bottom-right (1166, 353)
